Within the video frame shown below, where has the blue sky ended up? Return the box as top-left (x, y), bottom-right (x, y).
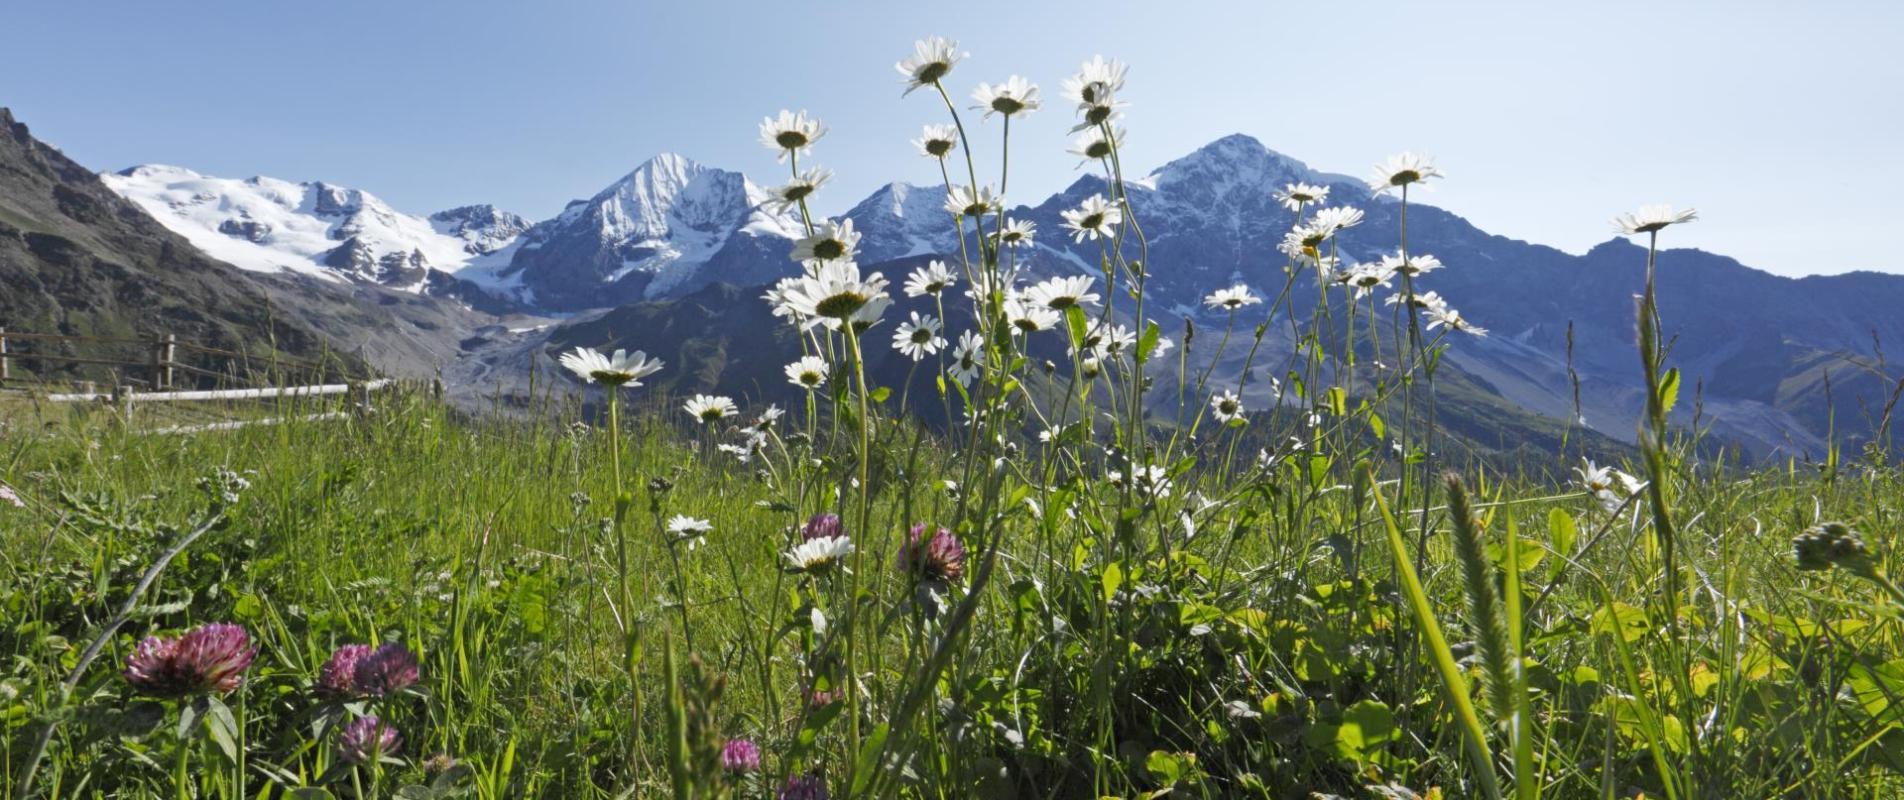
top-left (5, 1), bottom-right (1899, 276)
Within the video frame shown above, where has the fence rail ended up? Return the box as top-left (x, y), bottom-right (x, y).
top-left (2, 328), bottom-right (402, 435)
top-left (0, 326), bottom-right (347, 391)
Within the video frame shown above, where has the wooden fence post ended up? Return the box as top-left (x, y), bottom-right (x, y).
top-left (154, 333), bottom-right (176, 391)
top-left (0, 327), bottom-right (9, 382)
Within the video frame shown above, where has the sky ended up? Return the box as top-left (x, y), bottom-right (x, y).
top-left (4, 1), bottom-right (1900, 277)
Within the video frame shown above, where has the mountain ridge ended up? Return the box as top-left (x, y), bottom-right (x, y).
top-left (82, 126), bottom-right (1904, 457)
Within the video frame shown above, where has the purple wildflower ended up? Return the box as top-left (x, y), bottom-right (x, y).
top-left (318, 644), bottom-right (373, 696)
top-left (802, 513), bottom-right (843, 542)
top-left (0, 483), bottom-right (23, 509)
top-left (338, 715), bottom-right (401, 763)
top-left (778, 772), bottom-right (830, 800)
top-left (898, 523), bottom-right (966, 584)
top-left (720, 737), bottom-right (762, 773)
top-left (123, 623), bottom-right (255, 697)
top-left (353, 643), bottom-right (420, 697)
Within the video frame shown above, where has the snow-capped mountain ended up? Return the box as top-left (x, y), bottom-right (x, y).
top-left (82, 129), bottom-right (1904, 459)
top-left (486, 153), bottom-right (803, 310)
top-left (842, 182), bottom-right (960, 264)
top-left (102, 165), bottom-right (526, 289)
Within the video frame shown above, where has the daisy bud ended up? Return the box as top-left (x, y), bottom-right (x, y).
top-left (1794, 522), bottom-right (1874, 573)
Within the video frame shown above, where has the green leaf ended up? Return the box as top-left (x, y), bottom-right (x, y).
top-left (1064, 306), bottom-right (1089, 350)
top-left (1335, 699), bottom-right (1396, 760)
top-left (204, 695), bottom-right (239, 762)
top-left (1548, 509), bottom-right (1576, 557)
top-left (849, 723), bottom-right (891, 794)
top-left (177, 697), bottom-right (204, 741)
top-left (1145, 750), bottom-right (1196, 787)
top-left (870, 386), bottom-right (891, 404)
top-left (1137, 321), bottom-right (1161, 365)
top-left (1659, 368), bottom-right (1681, 415)
top-left (1101, 562), bottom-right (1124, 604)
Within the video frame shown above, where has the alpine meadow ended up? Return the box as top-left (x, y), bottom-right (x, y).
top-left (9, 23), bottom-right (1904, 800)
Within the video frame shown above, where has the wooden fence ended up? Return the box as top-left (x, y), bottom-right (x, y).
top-left (0, 326), bottom-right (348, 391)
top-left (1, 328), bottom-right (402, 435)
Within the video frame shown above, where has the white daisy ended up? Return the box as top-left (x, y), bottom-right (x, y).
top-left (1067, 126), bottom-right (1125, 166)
top-left (1367, 152), bottom-right (1443, 194)
top-left (1210, 390), bottom-right (1245, 424)
top-left (1079, 321), bottom-right (1136, 360)
top-left (766, 168), bottom-right (832, 214)
top-left (913, 124), bottom-right (959, 159)
top-left (1310, 206), bottom-right (1366, 235)
top-left (1061, 56), bottom-right (1129, 131)
top-left (1574, 459), bottom-right (1644, 512)
top-left (667, 515), bottom-right (713, 550)
top-left (972, 76), bottom-right (1041, 118)
top-left (684, 394), bottom-right (738, 423)
top-left (944, 184), bottom-right (1001, 218)
top-left (1612, 205), bottom-right (1699, 235)
top-left (1023, 275), bottom-right (1100, 310)
top-left (1426, 307), bottom-right (1487, 337)
top-left (1004, 297), bottom-right (1062, 334)
top-left (558, 347), bottom-right (665, 388)
top-left (895, 36), bottom-right (964, 95)
top-left (1274, 183), bottom-right (1330, 212)
top-left (779, 261), bottom-right (889, 328)
top-left (964, 265), bottom-right (1022, 303)
top-left (1346, 262), bottom-right (1394, 298)
top-left (759, 110), bottom-right (826, 163)
top-left (786, 356), bottom-right (829, 390)
top-left (786, 535), bottom-right (855, 572)
top-left (948, 330), bottom-right (985, 386)
top-left (903, 260), bottom-right (957, 297)
top-left (1060, 194), bottom-right (1122, 242)
top-left (843, 293), bottom-right (892, 334)
top-left (992, 218), bottom-right (1036, 249)
top-left (764, 276), bottom-right (805, 321)
top-left (892, 312), bottom-right (946, 361)
top-left (790, 219), bottom-right (860, 263)
top-left (1063, 55), bottom-right (1129, 107)
top-left (1203, 285), bottom-right (1261, 311)
top-left (1109, 463), bottom-right (1172, 499)
top-left (1370, 251), bottom-right (1443, 278)
top-left (1278, 224), bottom-right (1332, 264)
top-left (1384, 290), bottom-right (1449, 314)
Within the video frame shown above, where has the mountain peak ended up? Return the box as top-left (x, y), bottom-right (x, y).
top-left (101, 165), bottom-right (522, 285)
top-left (1151, 133), bottom-right (1320, 189)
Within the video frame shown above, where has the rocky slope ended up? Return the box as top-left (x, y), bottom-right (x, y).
top-left (0, 109), bottom-right (359, 384)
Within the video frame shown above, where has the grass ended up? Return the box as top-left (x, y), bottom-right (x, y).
top-left (1, 385), bottom-right (1902, 798)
